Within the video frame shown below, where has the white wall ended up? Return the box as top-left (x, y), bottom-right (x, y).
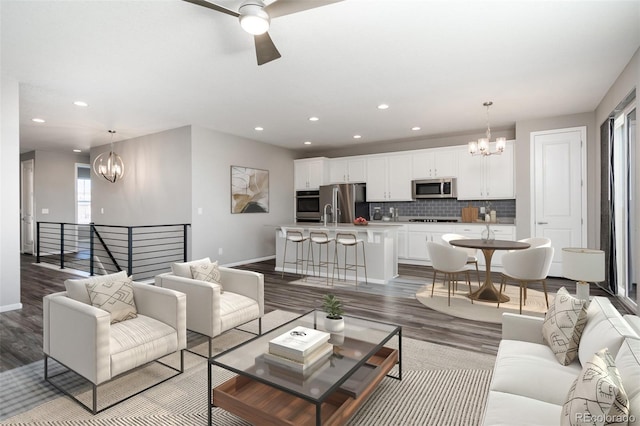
top-left (191, 126), bottom-right (295, 264)
top-left (0, 74), bottom-right (21, 312)
top-left (91, 126), bottom-right (192, 226)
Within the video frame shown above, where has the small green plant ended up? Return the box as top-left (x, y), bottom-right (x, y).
top-left (322, 294), bottom-right (344, 319)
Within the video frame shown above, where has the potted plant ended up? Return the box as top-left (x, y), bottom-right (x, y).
top-left (322, 293), bottom-right (345, 332)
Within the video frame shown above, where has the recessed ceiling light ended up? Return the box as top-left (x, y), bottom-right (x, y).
top-left (254, 126), bottom-right (264, 131)
top-left (353, 135), bottom-right (362, 139)
top-left (32, 118), bottom-right (45, 123)
top-left (304, 141), bottom-right (312, 145)
top-left (73, 149), bottom-right (82, 153)
top-left (73, 101), bottom-right (89, 107)
top-left (377, 104), bottom-right (389, 110)
top-left (412, 126), bottom-right (421, 131)
top-left (308, 117), bottom-right (319, 122)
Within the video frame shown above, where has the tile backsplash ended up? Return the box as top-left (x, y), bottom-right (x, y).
top-left (370, 199), bottom-right (516, 219)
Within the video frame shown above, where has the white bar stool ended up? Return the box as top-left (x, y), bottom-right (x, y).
top-left (332, 232), bottom-right (367, 289)
top-left (305, 229), bottom-right (335, 285)
top-left (281, 227), bottom-right (308, 278)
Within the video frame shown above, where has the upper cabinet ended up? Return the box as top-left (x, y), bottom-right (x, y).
top-left (366, 153), bottom-right (413, 201)
top-left (294, 157), bottom-right (328, 190)
top-left (456, 141), bottom-right (515, 200)
top-left (328, 157), bottom-right (367, 183)
top-left (412, 148), bottom-right (458, 179)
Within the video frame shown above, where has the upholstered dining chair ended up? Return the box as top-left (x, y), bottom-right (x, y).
top-left (498, 246), bottom-right (555, 314)
top-left (155, 257), bottom-right (264, 358)
top-left (517, 237), bottom-right (552, 249)
top-left (43, 271), bottom-right (187, 414)
top-left (441, 233), bottom-right (481, 286)
top-left (427, 241), bottom-right (474, 306)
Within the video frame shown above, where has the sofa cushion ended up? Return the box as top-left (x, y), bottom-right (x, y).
top-left (615, 338), bottom-right (640, 426)
top-left (491, 339), bottom-right (582, 406)
top-left (542, 287), bottom-right (590, 365)
top-left (561, 348), bottom-right (629, 426)
top-left (87, 275), bottom-right (138, 323)
top-left (624, 315), bottom-right (640, 336)
top-left (190, 260), bottom-right (222, 292)
top-left (483, 390), bottom-right (563, 426)
top-left (219, 292), bottom-right (260, 333)
top-left (110, 314), bottom-right (178, 377)
top-left (171, 257), bottom-right (211, 278)
top-left (64, 271), bottom-right (129, 305)
top-left (579, 297), bottom-right (639, 365)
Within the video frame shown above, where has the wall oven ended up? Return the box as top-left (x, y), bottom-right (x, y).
top-left (412, 177), bottom-right (457, 199)
top-left (295, 190), bottom-right (321, 222)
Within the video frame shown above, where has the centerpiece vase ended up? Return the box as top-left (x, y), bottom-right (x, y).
top-left (481, 224), bottom-right (495, 242)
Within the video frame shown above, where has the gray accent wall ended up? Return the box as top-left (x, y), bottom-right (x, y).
top-left (190, 126), bottom-right (295, 264)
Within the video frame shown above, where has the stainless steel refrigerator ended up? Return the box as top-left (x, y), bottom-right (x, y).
top-left (319, 183), bottom-right (370, 224)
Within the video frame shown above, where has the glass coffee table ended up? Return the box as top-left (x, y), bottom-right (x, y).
top-left (208, 310), bottom-right (401, 425)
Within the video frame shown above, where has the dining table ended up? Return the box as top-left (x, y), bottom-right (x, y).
top-left (449, 239), bottom-right (530, 303)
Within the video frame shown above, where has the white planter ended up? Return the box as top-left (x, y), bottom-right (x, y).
top-left (324, 316), bottom-right (345, 333)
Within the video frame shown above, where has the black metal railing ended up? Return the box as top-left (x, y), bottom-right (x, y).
top-left (36, 222), bottom-right (190, 281)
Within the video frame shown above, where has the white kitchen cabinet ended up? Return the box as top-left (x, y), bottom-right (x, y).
top-left (328, 157), bottom-right (366, 183)
top-left (366, 154), bottom-right (413, 201)
top-left (405, 224), bottom-right (447, 262)
top-left (412, 148), bottom-right (458, 179)
top-left (294, 157), bottom-right (328, 190)
top-left (397, 225), bottom-right (407, 259)
top-left (454, 224), bottom-right (516, 268)
top-left (456, 141), bottom-right (515, 200)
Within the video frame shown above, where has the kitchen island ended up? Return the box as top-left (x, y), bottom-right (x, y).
top-left (274, 223), bottom-right (402, 284)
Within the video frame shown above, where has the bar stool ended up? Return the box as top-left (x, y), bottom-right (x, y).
top-left (332, 232), bottom-right (367, 289)
top-left (306, 229), bottom-right (335, 285)
top-left (281, 227), bottom-right (308, 278)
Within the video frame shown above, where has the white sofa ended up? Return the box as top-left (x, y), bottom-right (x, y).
top-left (483, 297), bottom-right (640, 426)
top-left (155, 258), bottom-right (264, 357)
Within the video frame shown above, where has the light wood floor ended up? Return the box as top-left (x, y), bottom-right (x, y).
top-left (0, 254), bottom-right (630, 372)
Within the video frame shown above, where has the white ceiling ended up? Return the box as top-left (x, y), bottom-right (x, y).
top-left (2, 0), bottom-right (639, 154)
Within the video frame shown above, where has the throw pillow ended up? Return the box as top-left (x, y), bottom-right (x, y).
top-left (87, 275), bottom-right (138, 324)
top-left (561, 348), bottom-right (630, 426)
top-left (171, 257), bottom-right (211, 278)
top-left (542, 287), bottom-right (590, 365)
top-left (65, 271), bottom-right (129, 305)
top-left (190, 261), bottom-right (223, 292)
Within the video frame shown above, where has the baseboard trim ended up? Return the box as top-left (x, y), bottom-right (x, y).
top-left (223, 255), bottom-right (275, 268)
top-left (0, 303), bottom-right (23, 313)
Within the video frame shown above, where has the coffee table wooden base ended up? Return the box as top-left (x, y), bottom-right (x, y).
top-left (212, 347), bottom-right (398, 426)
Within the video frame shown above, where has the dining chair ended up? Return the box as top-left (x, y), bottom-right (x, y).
top-left (498, 246), bottom-right (555, 313)
top-left (441, 233), bottom-right (481, 288)
top-left (517, 237), bottom-right (551, 249)
top-left (427, 241), bottom-right (473, 306)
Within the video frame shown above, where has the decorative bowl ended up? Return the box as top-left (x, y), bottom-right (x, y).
top-left (353, 221), bottom-right (368, 226)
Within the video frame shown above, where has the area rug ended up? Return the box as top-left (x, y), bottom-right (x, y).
top-left (1, 310), bottom-right (495, 426)
top-left (416, 281), bottom-right (551, 324)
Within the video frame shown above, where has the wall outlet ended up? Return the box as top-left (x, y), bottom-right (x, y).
top-left (480, 207), bottom-right (486, 214)
top-left (101, 207), bottom-right (104, 214)
top-left (218, 247), bottom-right (223, 255)
top-left (197, 207), bottom-right (203, 215)
top-left (41, 208), bottom-right (49, 214)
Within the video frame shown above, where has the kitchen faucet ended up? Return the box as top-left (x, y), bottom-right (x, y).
top-left (323, 204), bottom-right (332, 227)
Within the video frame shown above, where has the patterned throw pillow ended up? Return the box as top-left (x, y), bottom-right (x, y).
top-left (87, 276), bottom-right (138, 324)
top-left (561, 348), bottom-right (630, 426)
top-left (542, 287), bottom-right (590, 365)
top-left (190, 261), bottom-right (223, 292)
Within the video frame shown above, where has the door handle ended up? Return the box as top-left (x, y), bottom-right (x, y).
top-left (537, 221), bottom-right (548, 225)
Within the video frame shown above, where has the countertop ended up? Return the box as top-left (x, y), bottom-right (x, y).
top-left (368, 216), bottom-right (516, 226)
top-left (281, 223), bottom-right (403, 230)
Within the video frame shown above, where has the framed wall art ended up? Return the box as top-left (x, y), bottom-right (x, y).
top-left (230, 166), bottom-right (269, 213)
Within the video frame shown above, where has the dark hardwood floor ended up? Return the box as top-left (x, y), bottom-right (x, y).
top-left (0, 254), bottom-right (631, 372)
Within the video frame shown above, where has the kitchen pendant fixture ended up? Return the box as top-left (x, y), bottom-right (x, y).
top-left (93, 130), bottom-right (124, 183)
top-left (468, 101), bottom-right (506, 156)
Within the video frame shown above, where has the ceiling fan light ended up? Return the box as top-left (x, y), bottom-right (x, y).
top-left (239, 4), bottom-right (270, 35)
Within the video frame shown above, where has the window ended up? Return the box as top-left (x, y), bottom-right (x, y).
top-left (76, 165), bottom-right (91, 224)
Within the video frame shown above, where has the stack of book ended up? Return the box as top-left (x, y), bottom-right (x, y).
top-left (263, 326), bottom-right (332, 374)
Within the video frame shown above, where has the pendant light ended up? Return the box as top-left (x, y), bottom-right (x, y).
top-left (93, 130), bottom-right (124, 183)
top-left (468, 101), bottom-right (506, 156)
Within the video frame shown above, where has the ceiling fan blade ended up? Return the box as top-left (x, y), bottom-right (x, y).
top-left (181, 0), bottom-right (239, 17)
top-left (255, 32), bottom-right (281, 65)
top-left (265, 0), bottom-right (343, 18)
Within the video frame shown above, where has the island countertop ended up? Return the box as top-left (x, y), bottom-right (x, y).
top-left (276, 223), bottom-right (404, 231)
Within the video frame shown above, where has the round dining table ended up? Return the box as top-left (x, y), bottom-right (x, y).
top-left (449, 239), bottom-right (530, 303)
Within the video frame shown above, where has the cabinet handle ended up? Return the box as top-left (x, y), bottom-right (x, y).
top-left (537, 221), bottom-right (548, 225)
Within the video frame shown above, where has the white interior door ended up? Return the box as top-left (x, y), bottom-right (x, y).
top-left (21, 159), bottom-right (35, 254)
top-left (532, 127), bottom-right (586, 276)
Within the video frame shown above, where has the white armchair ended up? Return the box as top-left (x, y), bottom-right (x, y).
top-left (155, 257), bottom-right (264, 357)
top-left (43, 272), bottom-right (187, 414)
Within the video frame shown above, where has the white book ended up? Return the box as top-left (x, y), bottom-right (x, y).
top-left (268, 326), bottom-right (330, 359)
top-left (263, 342), bottom-right (333, 374)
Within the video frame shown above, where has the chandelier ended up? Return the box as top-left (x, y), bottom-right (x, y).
top-left (93, 130), bottom-right (124, 183)
top-left (468, 101), bottom-right (506, 156)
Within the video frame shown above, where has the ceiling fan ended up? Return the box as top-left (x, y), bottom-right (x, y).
top-left (183, 0), bottom-right (343, 65)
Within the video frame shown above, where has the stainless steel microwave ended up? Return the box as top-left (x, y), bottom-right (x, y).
top-left (412, 177), bottom-right (457, 199)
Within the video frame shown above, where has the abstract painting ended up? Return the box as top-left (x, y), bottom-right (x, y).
top-left (231, 166), bottom-right (269, 213)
